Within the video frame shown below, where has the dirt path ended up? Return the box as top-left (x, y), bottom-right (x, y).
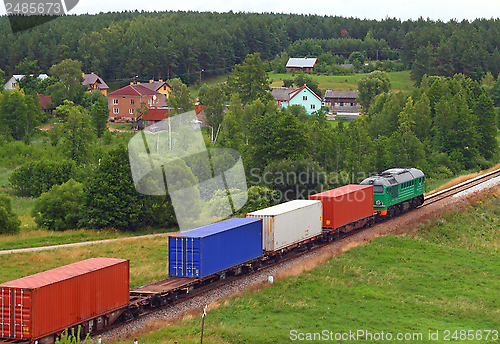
top-left (0, 232), bottom-right (176, 255)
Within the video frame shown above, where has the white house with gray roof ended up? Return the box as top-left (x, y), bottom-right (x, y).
top-left (3, 74), bottom-right (48, 90)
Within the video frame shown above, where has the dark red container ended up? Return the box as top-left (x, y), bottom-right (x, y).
top-left (309, 185), bottom-right (373, 229)
top-left (0, 258), bottom-right (129, 342)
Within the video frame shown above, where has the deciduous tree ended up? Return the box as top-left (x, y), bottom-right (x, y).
top-left (357, 70), bottom-right (391, 110)
top-left (228, 53), bottom-right (272, 104)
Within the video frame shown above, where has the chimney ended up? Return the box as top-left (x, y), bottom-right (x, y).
top-left (159, 79), bottom-right (163, 82)
top-left (149, 80), bottom-right (153, 83)
top-left (91, 72), bottom-right (94, 74)
top-left (130, 82), bottom-right (133, 85)
top-left (137, 82), bottom-right (140, 84)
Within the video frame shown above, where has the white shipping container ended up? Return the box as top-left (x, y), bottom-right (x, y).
top-left (246, 200), bottom-right (322, 252)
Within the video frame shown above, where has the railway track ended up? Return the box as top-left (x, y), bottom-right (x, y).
top-left (423, 168), bottom-right (500, 206)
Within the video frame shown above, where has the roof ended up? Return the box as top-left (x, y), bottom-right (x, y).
top-left (324, 90), bottom-right (359, 99)
top-left (0, 258), bottom-right (127, 289)
top-left (360, 168), bottom-right (425, 187)
top-left (247, 200), bottom-right (321, 216)
top-left (288, 85), bottom-right (322, 102)
top-left (341, 64), bottom-right (355, 69)
top-left (310, 185), bottom-right (372, 199)
top-left (139, 108), bottom-right (169, 121)
top-left (109, 84), bottom-right (162, 97)
top-left (195, 104), bottom-right (203, 115)
top-left (38, 95), bottom-right (52, 110)
top-left (171, 218), bottom-right (261, 238)
top-left (286, 58), bottom-right (318, 68)
top-left (6, 74), bottom-right (48, 82)
top-left (82, 73), bottom-right (109, 90)
top-left (271, 87), bottom-right (297, 102)
top-left (141, 81), bottom-right (172, 92)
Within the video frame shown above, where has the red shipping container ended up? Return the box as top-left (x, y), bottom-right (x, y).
top-left (309, 185), bottom-right (373, 230)
top-left (0, 258), bottom-right (129, 343)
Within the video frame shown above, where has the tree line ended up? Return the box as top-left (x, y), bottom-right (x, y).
top-left (3, 12), bottom-right (500, 84)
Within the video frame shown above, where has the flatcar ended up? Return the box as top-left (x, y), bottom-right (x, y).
top-left (360, 168), bottom-right (425, 217)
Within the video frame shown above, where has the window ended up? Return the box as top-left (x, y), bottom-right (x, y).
top-left (303, 95), bottom-right (308, 101)
top-left (131, 99), bottom-right (135, 105)
top-left (148, 99), bottom-right (152, 105)
top-left (113, 99), bottom-right (118, 105)
top-left (129, 108), bottom-right (134, 114)
top-left (163, 86), bottom-right (167, 90)
top-left (373, 185), bottom-right (384, 194)
top-left (311, 104), bottom-right (316, 110)
top-left (113, 108), bottom-right (119, 114)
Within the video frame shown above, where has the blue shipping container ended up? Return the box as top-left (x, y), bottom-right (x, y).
top-left (169, 218), bottom-right (263, 278)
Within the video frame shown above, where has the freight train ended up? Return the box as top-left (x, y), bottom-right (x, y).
top-left (0, 168), bottom-right (424, 344)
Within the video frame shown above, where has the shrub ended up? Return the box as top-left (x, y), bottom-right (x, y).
top-left (31, 179), bottom-right (84, 231)
top-left (0, 194), bottom-right (21, 234)
top-left (9, 159), bottom-right (82, 197)
top-left (80, 146), bottom-right (176, 231)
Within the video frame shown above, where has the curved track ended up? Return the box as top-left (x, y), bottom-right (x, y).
top-left (423, 168), bottom-right (500, 206)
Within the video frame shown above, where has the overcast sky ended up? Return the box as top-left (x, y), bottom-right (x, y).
top-left (1, 0), bottom-right (500, 21)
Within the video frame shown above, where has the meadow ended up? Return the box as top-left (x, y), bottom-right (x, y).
top-left (268, 70), bottom-right (415, 93)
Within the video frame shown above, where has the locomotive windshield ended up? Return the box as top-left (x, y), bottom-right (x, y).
top-left (373, 185), bottom-right (384, 193)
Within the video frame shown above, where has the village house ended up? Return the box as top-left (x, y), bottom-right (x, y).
top-left (271, 85), bottom-right (322, 114)
top-left (82, 73), bottom-right (109, 95)
top-left (108, 84), bottom-right (167, 121)
top-left (140, 79), bottom-right (172, 98)
top-left (323, 90), bottom-right (362, 120)
top-left (286, 58), bottom-right (317, 72)
top-left (3, 74), bottom-right (48, 90)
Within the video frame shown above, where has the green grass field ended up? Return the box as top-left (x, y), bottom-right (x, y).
top-left (269, 70), bottom-right (415, 93)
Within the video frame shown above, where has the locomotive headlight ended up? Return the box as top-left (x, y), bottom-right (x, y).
top-left (376, 200), bottom-right (382, 206)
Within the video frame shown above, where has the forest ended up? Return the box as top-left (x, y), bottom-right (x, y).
top-left (2, 12), bottom-right (500, 84)
top-left (1, 11), bottom-right (500, 234)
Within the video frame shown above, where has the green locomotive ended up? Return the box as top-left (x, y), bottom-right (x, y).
top-left (360, 168), bottom-right (425, 217)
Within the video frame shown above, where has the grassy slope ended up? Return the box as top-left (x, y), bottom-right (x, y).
top-left (0, 235), bottom-right (171, 288)
top-left (121, 190), bottom-right (500, 344)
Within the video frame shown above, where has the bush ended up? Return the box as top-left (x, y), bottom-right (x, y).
top-left (9, 159), bottom-right (82, 197)
top-left (0, 194), bottom-right (21, 234)
top-left (80, 146), bottom-right (176, 231)
top-left (31, 179), bottom-right (85, 231)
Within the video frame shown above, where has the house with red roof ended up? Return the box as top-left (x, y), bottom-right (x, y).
top-left (136, 108), bottom-right (169, 130)
top-left (38, 95), bottom-right (53, 114)
top-left (108, 84), bottom-right (167, 120)
top-left (271, 85), bottom-right (322, 114)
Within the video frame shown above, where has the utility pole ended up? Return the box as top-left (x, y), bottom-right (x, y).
top-left (199, 69), bottom-right (204, 84)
